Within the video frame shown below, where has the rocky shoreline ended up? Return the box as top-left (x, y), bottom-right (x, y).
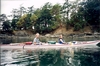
top-left (0, 32), bottom-right (100, 39)
top-left (0, 33), bottom-right (100, 44)
top-left (45, 32), bottom-right (100, 38)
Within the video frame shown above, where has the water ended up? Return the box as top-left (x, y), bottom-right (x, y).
top-left (1, 45), bottom-right (100, 66)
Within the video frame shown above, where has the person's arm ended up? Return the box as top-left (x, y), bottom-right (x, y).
top-left (33, 38), bottom-right (37, 45)
top-left (33, 38), bottom-right (42, 45)
top-left (60, 39), bottom-right (65, 44)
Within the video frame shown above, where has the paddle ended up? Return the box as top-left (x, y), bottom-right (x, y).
top-left (96, 42), bottom-right (100, 47)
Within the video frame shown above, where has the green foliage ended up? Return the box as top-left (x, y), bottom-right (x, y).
top-left (30, 14), bottom-right (38, 23)
top-left (2, 20), bottom-right (11, 31)
top-left (70, 6), bottom-right (86, 30)
top-left (16, 14), bottom-right (27, 29)
top-left (27, 6), bottom-right (34, 14)
top-left (11, 19), bottom-right (19, 30)
top-left (34, 8), bottom-right (53, 33)
top-left (0, 14), bottom-right (7, 22)
top-left (16, 14), bottom-right (32, 30)
top-left (34, 8), bottom-right (41, 17)
top-left (50, 4), bottom-right (61, 16)
top-left (24, 14), bottom-right (32, 29)
top-left (2, 0), bottom-right (100, 34)
top-left (82, 0), bottom-right (100, 31)
top-left (74, 23), bottom-right (82, 31)
top-left (34, 2), bottom-right (59, 33)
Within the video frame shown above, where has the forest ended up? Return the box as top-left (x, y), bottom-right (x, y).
top-left (0, 0), bottom-right (100, 34)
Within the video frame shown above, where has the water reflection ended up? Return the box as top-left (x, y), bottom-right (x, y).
top-left (1, 46), bottom-right (100, 66)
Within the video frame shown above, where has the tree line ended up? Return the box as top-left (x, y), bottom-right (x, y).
top-left (0, 0), bottom-right (100, 34)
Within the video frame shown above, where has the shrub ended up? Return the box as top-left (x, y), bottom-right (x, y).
top-left (74, 23), bottom-right (82, 31)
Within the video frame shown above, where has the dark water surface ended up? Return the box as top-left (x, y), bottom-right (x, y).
top-left (1, 45), bottom-right (100, 66)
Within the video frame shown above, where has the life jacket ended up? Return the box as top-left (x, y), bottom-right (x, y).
top-left (58, 38), bottom-right (64, 44)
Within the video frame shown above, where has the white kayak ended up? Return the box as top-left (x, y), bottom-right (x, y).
top-left (1, 40), bottom-right (100, 49)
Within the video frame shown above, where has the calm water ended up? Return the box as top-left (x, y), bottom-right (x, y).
top-left (1, 45), bottom-right (100, 66)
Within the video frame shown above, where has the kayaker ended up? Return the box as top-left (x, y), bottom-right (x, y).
top-left (58, 34), bottom-right (66, 44)
top-left (33, 33), bottom-right (42, 45)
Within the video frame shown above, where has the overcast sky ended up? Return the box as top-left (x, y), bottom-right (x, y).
top-left (1, 0), bottom-right (75, 16)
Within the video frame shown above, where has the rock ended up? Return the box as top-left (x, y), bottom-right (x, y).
top-left (45, 34), bottom-right (51, 37)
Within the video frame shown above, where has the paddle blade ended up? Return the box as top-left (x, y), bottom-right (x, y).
top-left (97, 42), bottom-right (100, 47)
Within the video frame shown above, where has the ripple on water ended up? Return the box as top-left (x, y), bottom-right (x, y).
top-left (1, 45), bottom-right (100, 66)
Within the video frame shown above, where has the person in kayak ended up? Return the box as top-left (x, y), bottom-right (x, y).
top-left (33, 33), bottom-right (42, 45)
top-left (58, 34), bottom-right (66, 44)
